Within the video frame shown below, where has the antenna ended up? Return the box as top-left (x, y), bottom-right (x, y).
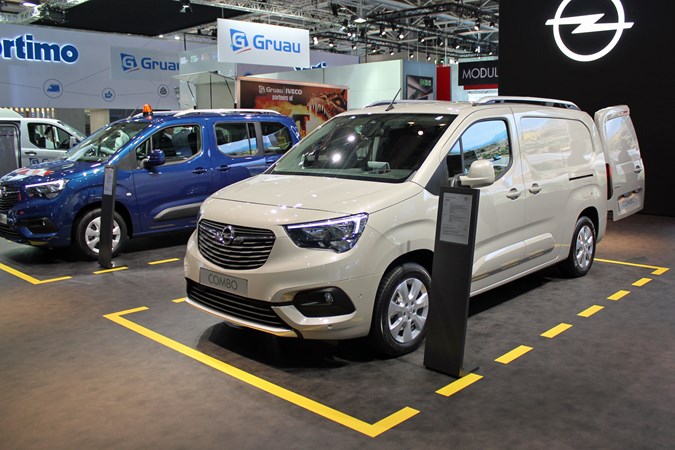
top-left (385, 88), bottom-right (402, 111)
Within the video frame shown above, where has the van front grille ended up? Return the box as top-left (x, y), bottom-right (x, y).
top-left (186, 279), bottom-right (289, 329)
top-left (197, 219), bottom-right (275, 270)
top-left (0, 186), bottom-right (20, 210)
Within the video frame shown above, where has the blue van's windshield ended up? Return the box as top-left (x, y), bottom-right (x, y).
top-left (270, 113), bottom-right (455, 182)
top-left (63, 121), bottom-right (148, 163)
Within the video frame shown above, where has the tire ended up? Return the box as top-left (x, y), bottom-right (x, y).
top-left (559, 216), bottom-right (596, 277)
top-left (74, 208), bottom-right (127, 260)
top-left (369, 262), bottom-right (431, 357)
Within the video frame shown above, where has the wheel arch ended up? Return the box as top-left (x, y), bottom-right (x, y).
top-left (71, 201), bottom-right (133, 242)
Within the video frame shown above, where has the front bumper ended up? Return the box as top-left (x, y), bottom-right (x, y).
top-left (183, 227), bottom-right (390, 341)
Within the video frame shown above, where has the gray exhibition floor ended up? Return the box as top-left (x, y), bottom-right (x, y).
top-left (0, 214), bottom-right (673, 449)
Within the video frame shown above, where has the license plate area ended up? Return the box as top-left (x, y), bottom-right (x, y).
top-left (199, 268), bottom-right (248, 296)
top-left (618, 192), bottom-right (640, 212)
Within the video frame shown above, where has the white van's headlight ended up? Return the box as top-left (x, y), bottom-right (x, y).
top-left (285, 213), bottom-right (368, 253)
top-left (25, 179), bottom-right (68, 199)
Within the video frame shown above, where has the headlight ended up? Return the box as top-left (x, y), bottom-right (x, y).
top-left (25, 179), bottom-right (68, 199)
top-left (285, 213), bottom-right (368, 253)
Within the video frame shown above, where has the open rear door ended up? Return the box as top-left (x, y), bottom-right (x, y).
top-left (595, 105), bottom-right (645, 221)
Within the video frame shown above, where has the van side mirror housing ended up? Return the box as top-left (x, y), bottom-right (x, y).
top-left (459, 159), bottom-right (495, 188)
top-left (144, 149), bottom-right (166, 169)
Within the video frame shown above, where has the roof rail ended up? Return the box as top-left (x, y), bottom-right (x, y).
top-left (365, 99), bottom-right (450, 108)
top-left (475, 96), bottom-right (580, 110)
top-left (173, 108), bottom-right (281, 117)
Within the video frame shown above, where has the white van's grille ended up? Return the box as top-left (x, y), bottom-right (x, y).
top-left (198, 219), bottom-right (275, 270)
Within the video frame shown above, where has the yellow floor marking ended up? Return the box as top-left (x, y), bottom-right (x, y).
top-left (578, 305), bottom-right (604, 317)
top-left (0, 262), bottom-right (72, 285)
top-left (541, 323), bottom-right (573, 339)
top-left (93, 266), bottom-right (129, 275)
top-left (103, 307), bottom-right (419, 438)
top-left (436, 373), bottom-right (483, 397)
top-left (595, 258), bottom-right (669, 275)
top-left (495, 345), bottom-right (533, 364)
top-left (632, 278), bottom-right (652, 287)
top-left (148, 258), bottom-right (181, 265)
top-left (607, 290), bottom-right (630, 301)
top-left (172, 297), bottom-right (186, 303)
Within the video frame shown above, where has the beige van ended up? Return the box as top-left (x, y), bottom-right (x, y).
top-left (183, 97), bottom-right (645, 356)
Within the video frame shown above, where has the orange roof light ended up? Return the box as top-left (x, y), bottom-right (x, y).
top-left (142, 103), bottom-right (153, 118)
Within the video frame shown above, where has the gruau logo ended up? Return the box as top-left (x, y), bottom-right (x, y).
top-left (229, 29), bottom-right (250, 54)
top-left (545, 0), bottom-right (634, 62)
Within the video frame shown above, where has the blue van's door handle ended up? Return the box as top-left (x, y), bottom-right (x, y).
top-left (265, 156), bottom-right (276, 164)
top-left (192, 167), bottom-right (208, 174)
top-left (217, 165), bottom-right (230, 172)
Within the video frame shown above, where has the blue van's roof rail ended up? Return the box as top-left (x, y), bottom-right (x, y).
top-left (174, 109), bottom-right (281, 117)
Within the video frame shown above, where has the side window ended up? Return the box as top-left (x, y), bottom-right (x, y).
top-left (447, 120), bottom-right (511, 178)
top-left (261, 122), bottom-right (293, 155)
top-left (135, 124), bottom-right (201, 167)
top-left (28, 123), bottom-right (59, 149)
top-left (214, 122), bottom-right (257, 158)
top-left (521, 117), bottom-right (592, 175)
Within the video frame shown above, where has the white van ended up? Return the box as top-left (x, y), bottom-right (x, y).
top-left (183, 97), bottom-right (645, 356)
top-left (0, 109), bottom-right (85, 167)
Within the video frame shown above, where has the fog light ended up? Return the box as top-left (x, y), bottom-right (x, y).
top-left (293, 287), bottom-right (355, 318)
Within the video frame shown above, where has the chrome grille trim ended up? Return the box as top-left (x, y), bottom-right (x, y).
top-left (0, 186), bottom-right (20, 211)
top-left (198, 219), bottom-right (275, 270)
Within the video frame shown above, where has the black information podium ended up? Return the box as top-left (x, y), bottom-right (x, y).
top-left (98, 164), bottom-right (117, 269)
top-left (424, 186), bottom-right (479, 378)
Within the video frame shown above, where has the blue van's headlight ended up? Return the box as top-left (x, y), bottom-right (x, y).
top-left (285, 213), bottom-right (368, 253)
top-left (25, 179), bottom-right (68, 199)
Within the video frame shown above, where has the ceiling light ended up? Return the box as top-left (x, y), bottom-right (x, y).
top-left (313, 36), bottom-right (318, 45)
top-left (328, 40), bottom-right (334, 48)
top-left (353, 15), bottom-right (366, 24)
top-left (398, 28), bottom-right (405, 40)
top-left (352, 43), bottom-right (357, 50)
top-left (380, 25), bottom-right (386, 36)
top-left (389, 48), bottom-right (395, 55)
top-left (22, 2), bottom-right (38, 7)
top-left (426, 53), bottom-right (431, 61)
top-left (474, 20), bottom-right (481, 31)
top-left (409, 51), bottom-right (414, 59)
top-left (418, 35), bottom-right (425, 43)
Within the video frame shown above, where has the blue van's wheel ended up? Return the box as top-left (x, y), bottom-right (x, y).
top-left (369, 262), bottom-right (431, 357)
top-left (74, 208), bottom-right (127, 260)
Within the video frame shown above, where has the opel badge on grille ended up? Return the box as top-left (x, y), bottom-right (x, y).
top-left (215, 225), bottom-right (236, 245)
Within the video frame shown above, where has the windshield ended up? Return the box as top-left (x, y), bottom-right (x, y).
top-left (271, 113), bottom-right (455, 182)
top-left (63, 121), bottom-right (149, 163)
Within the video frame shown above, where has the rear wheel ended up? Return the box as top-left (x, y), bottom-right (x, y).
top-left (369, 262), bottom-right (431, 357)
top-left (559, 216), bottom-right (596, 277)
top-left (74, 208), bottom-right (127, 260)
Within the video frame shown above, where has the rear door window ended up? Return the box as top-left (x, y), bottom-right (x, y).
top-left (214, 123), bottom-right (258, 158)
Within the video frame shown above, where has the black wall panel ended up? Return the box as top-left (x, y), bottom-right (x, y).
top-left (499, 0), bottom-right (674, 216)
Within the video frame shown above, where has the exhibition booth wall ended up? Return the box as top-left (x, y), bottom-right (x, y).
top-left (499, 0), bottom-right (673, 216)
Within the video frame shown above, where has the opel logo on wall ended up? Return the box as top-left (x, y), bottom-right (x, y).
top-left (545, 0), bottom-right (634, 62)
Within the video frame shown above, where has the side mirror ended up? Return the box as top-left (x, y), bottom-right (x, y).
top-left (69, 136), bottom-right (77, 149)
top-left (459, 159), bottom-right (495, 188)
top-left (144, 149), bottom-right (166, 169)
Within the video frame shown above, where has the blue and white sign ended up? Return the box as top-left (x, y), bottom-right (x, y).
top-left (110, 47), bottom-right (180, 81)
top-left (0, 23), bottom-right (183, 109)
top-left (217, 19), bottom-right (309, 67)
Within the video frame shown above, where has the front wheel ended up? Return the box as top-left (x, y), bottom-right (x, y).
top-left (74, 208), bottom-right (127, 260)
top-left (559, 216), bottom-right (596, 277)
top-left (369, 262), bottom-right (431, 357)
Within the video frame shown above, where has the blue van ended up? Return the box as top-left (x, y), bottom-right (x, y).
top-left (0, 108), bottom-right (300, 258)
